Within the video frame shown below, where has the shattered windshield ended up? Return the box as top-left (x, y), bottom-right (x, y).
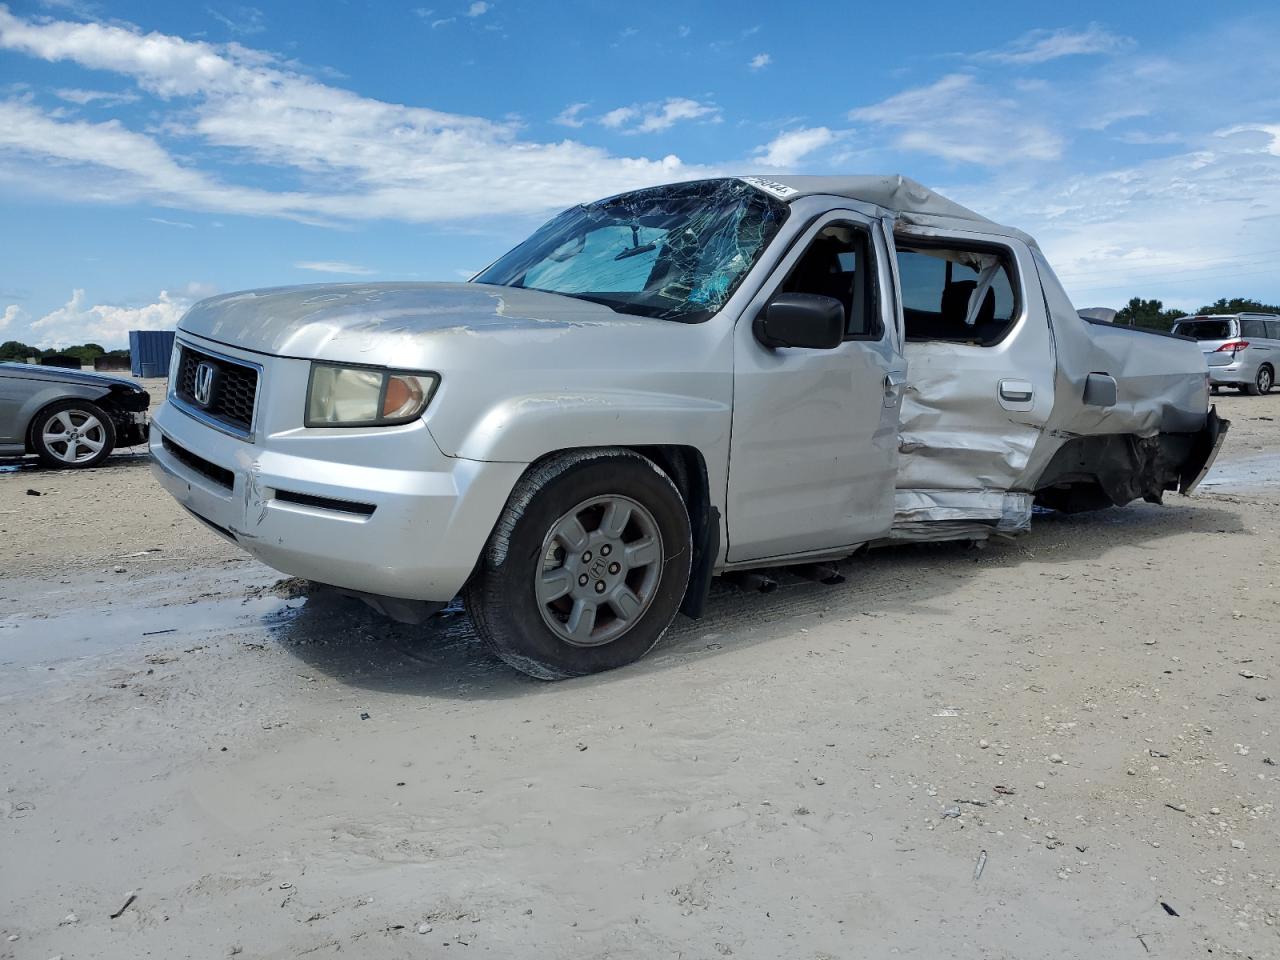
top-left (473, 179), bottom-right (789, 322)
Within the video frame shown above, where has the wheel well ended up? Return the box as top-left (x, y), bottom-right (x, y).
top-left (24, 394), bottom-right (118, 453)
top-left (492, 444), bottom-right (716, 617)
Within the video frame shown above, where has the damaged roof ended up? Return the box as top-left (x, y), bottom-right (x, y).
top-left (736, 175), bottom-right (1032, 243)
top-left (739, 175), bottom-right (989, 221)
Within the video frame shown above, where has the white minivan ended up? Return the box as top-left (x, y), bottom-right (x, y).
top-left (1172, 313), bottom-right (1280, 395)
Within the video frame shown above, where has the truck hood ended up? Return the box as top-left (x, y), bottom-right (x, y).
top-left (178, 282), bottom-right (638, 362)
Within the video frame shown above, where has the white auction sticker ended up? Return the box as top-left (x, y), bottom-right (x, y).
top-left (738, 176), bottom-right (799, 199)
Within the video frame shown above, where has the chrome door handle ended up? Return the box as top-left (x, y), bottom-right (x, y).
top-left (998, 380), bottom-right (1033, 402)
top-left (998, 379), bottom-right (1034, 410)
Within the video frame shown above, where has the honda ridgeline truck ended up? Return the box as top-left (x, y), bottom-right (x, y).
top-left (150, 176), bottom-right (1227, 678)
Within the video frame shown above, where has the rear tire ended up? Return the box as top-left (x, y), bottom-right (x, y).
top-left (465, 450), bottom-right (692, 680)
top-left (31, 400), bottom-right (116, 469)
top-left (1252, 365), bottom-right (1273, 396)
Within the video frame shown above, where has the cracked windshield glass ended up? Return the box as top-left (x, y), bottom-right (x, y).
top-left (474, 178), bottom-right (788, 321)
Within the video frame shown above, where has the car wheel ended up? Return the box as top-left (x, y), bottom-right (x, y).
top-left (1253, 365), bottom-right (1274, 396)
top-left (31, 400), bottom-right (116, 469)
top-left (465, 449), bottom-right (693, 680)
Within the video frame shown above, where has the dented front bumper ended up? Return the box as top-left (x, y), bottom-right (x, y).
top-left (148, 356), bottom-right (524, 603)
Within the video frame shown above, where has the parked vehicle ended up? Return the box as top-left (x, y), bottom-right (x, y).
top-left (1170, 313), bottom-right (1279, 395)
top-left (0, 362), bottom-right (151, 468)
top-left (150, 175), bottom-right (1228, 679)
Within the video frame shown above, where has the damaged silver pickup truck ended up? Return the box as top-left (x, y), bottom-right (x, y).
top-left (150, 176), bottom-right (1227, 678)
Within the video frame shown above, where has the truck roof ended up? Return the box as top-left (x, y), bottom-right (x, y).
top-left (736, 174), bottom-right (1028, 243)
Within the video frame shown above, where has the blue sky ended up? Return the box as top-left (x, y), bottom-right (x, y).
top-left (2, 0), bottom-right (1279, 347)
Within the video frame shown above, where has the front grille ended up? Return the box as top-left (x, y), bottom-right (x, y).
top-left (175, 345), bottom-right (259, 435)
top-left (161, 434), bottom-right (234, 490)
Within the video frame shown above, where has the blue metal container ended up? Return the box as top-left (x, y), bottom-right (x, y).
top-left (129, 329), bottom-right (177, 378)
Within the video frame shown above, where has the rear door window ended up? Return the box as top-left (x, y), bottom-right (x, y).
top-left (1266, 320), bottom-right (1280, 340)
top-left (895, 244), bottom-right (1018, 345)
top-left (1241, 318), bottom-right (1267, 338)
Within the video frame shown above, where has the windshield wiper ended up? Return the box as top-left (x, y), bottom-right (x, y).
top-left (614, 243), bottom-right (656, 261)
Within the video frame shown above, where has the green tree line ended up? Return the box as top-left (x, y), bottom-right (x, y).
top-left (0, 341), bottom-right (129, 363)
top-left (1113, 297), bottom-right (1280, 332)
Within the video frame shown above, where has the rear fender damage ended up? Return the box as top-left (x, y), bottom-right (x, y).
top-left (1033, 407), bottom-right (1229, 513)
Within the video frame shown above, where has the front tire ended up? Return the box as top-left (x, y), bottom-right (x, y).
top-left (465, 450), bottom-right (692, 680)
top-left (31, 400), bottom-right (116, 468)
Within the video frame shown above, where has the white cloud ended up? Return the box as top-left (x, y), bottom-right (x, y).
top-left (753, 127), bottom-right (836, 168)
top-left (294, 260), bottom-right (376, 275)
top-left (206, 5), bottom-right (266, 36)
top-left (431, 17), bottom-right (454, 28)
top-left (26, 289), bottom-right (189, 348)
top-left (596, 98), bottom-right (720, 134)
top-left (178, 280), bottom-right (218, 299)
top-left (1, 303), bottom-right (25, 333)
top-left (850, 73), bottom-right (1063, 166)
top-left (54, 86), bottom-right (139, 106)
top-left (553, 101), bottom-right (589, 128)
top-left (633, 98), bottom-right (720, 133)
top-left (599, 106), bottom-right (638, 129)
top-left (976, 24), bottom-right (1133, 65)
top-left (466, 1), bottom-right (488, 16)
top-left (1215, 123), bottom-right (1280, 157)
top-left (0, 8), bottom-right (712, 223)
top-left (748, 52), bottom-right (770, 70)
top-left (148, 216), bottom-right (194, 227)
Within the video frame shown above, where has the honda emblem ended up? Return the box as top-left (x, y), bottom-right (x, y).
top-left (193, 361), bottom-right (217, 407)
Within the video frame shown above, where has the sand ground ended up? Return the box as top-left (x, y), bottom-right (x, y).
top-left (1, 387), bottom-right (1277, 959)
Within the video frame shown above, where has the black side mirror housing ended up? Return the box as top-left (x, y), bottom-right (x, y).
top-left (754, 293), bottom-right (845, 350)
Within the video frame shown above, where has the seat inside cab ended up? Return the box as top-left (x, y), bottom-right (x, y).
top-left (897, 245), bottom-right (1018, 346)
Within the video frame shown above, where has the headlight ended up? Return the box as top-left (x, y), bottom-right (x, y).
top-left (305, 363), bottom-right (439, 427)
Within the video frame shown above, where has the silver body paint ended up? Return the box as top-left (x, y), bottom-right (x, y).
top-left (150, 176), bottom-right (1216, 603)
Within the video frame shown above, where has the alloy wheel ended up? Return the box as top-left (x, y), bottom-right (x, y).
top-left (41, 409), bottom-right (107, 465)
top-left (534, 495), bottom-right (664, 647)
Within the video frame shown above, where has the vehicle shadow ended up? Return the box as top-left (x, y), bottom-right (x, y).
top-left (0, 450), bottom-right (152, 475)
top-left (274, 497), bottom-right (1248, 701)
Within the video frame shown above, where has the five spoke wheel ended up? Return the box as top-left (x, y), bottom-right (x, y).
top-left (41, 409), bottom-right (108, 465)
top-left (32, 401), bottom-right (117, 469)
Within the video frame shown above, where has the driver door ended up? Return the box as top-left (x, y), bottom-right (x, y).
top-left (726, 212), bottom-right (904, 562)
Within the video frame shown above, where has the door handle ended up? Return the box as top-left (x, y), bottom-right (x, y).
top-left (998, 380), bottom-right (1034, 403)
top-left (997, 379), bottom-right (1035, 411)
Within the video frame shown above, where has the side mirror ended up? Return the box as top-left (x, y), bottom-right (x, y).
top-left (754, 293), bottom-right (845, 350)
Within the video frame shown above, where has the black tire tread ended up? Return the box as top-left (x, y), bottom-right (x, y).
top-left (30, 399), bottom-right (116, 469)
top-left (465, 448), bottom-right (691, 680)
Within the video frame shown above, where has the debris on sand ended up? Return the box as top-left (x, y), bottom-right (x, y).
top-left (109, 890), bottom-right (137, 919)
top-left (245, 578), bottom-right (312, 600)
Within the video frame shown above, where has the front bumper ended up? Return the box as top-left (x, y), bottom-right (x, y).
top-left (149, 341), bottom-right (525, 603)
